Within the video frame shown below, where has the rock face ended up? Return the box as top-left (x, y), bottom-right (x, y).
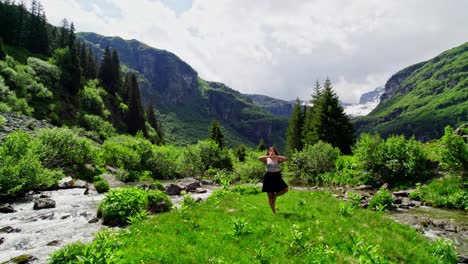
top-left (379, 61), bottom-right (426, 103)
top-left (359, 86), bottom-right (385, 104)
top-left (245, 94), bottom-right (294, 117)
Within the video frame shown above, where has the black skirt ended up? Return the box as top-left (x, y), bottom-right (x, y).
top-left (262, 171), bottom-right (288, 193)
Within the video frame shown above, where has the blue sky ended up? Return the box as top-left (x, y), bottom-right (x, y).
top-left (38, 0), bottom-right (468, 103)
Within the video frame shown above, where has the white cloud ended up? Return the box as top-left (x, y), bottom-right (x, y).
top-left (38, 0), bottom-right (468, 103)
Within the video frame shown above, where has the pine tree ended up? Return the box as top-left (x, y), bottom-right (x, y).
top-left (286, 98), bottom-right (304, 156)
top-left (209, 120), bottom-right (224, 148)
top-left (111, 50), bottom-right (121, 94)
top-left (58, 18), bottom-right (69, 48)
top-left (257, 138), bottom-right (266, 151)
top-left (305, 78), bottom-right (354, 154)
top-left (99, 46), bottom-right (113, 93)
top-left (0, 38), bottom-right (5, 60)
top-left (125, 74), bottom-right (147, 136)
top-left (67, 22), bottom-right (81, 94)
top-left (146, 103), bottom-right (164, 145)
top-left (302, 80), bottom-right (322, 146)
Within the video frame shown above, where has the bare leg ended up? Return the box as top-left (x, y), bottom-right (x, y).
top-left (275, 187), bottom-right (289, 197)
top-left (267, 193), bottom-right (276, 214)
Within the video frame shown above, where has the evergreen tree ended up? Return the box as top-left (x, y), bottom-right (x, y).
top-left (125, 74), bottom-right (147, 136)
top-left (302, 80), bottom-right (322, 146)
top-left (66, 22), bottom-right (81, 94)
top-left (99, 46), bottom-right (118, 94)
top-left (111, 49), bottom-right (121, 94)
top-left (286, 98), bottom-right (304, 156)
top-left (304, 78), bottom-right (354, 154)
top-left (146, 103), bottom-right (164, 145)
top-left (257, 138), bottom-right (266, 151)
top-left (234, 144), bottom-right (247, 162)
top-left (58, 18), bottom-right (69, 48)
top-left (209, 119), bottom-right (224, 148)
top-left (87, 51), bottom-right (98, 79)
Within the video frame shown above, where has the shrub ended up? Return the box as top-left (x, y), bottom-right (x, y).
top-left (232, 185), bottom-right (261, 195)
top-left (79, 80), bottom-right (107, 115)
top-left (0, 114), bottom-right (6, 128)
top-left (80, 114), bottom-right (117, 141)
top-left (35, 127), bottom-right (97, 170)
top-left (427, 238), bottom-right (458, 264)
top-left (94, 180), bottom-right (110, 193)
top-left (409, 176), bottom-right (468, 209)
top-left (288, 141), bottom-right (340, 184)
top-left (0, 131), bottom-right (62, 196)
top-left (146, 145), bottom-right (182, 179)
top-left (369, 190), bottom-right (393, 211)
top-left (440, 125), bottom-right (468, 176)
top-left (178, 140), bottom-right (232, 178)
top-left (234, 144), bottom-right (247, 161)
top-left (101, 135), bottom-right (153, 176)
top-left (354, 134), bottom-right (431, 186)
top-left (98, 188), bottom-right (171, 226)
top-left (233, 150), bottom-right (264, 183)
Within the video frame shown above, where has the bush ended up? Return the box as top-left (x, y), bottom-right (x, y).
top-left (288, 141), bottom-right (340, 184)
top-left (80, 114), bottom-right (117, 141)
top-left (146, 145), bottom-right (182, 179)
top-left (0, 114), bottom-right (6, 128)
top-left (79, 80), bottom-right (107, 115)
top-left (354, 134), bottom-right (431, 186)
top-left (409, 176), bottom-right (467, 210)
top-left (0, 131), bottom-right (62, 196)
top-left (234, 144), bottom-right (247, 161)
top-left (35, 127), bottom-right (97, 170)
top-left (440, 125), bottom-right (468, 176)
top-left (232, 185), bottom-right (261, 195)
top-left (94, 180), bottom-right (110, 193)
top-left (101, 135), bottom-right (153, 178)
top-left (98, 188), bottom-right (171, 226)
top-left (369, 189), bottom-right (393, 211)
top-left (178, 140), bottom-right (232, 178)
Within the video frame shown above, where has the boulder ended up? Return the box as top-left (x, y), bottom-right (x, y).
top-left (392, 190), bottom-right (410, 197)
top-left (184, 181), bottom-right (201, 192)
top-left (0, 204), bottom-right (16, 213)
top-left (58, 177), bottom-right (74, 188)
top-left (0, 226), bottom-right (21, 233)
top-left (355, 185), bottom-right (373, 191)
top-left (194, 188), bottom-right (207, 194)
top-left (33, 198), bottom-right (56, 210)
top-left (4, 254), bottom-right (36, 264)
top-left (0, 237), bottom-right (4, 245)
top-left (73, 179), bottom-right (88, 188)
top-left (148, 201), bottom-right (171, 213)
top-left (201, 180), bottom-right (214, 185)
top-left (165, 184), bottom-right (183, 195)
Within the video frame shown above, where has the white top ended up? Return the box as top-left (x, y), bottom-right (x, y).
top-left (266, 158), bottom-right (280, 172)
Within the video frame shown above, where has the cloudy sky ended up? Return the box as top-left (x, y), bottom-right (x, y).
top-left (38, 0), bottom-right (468, 103)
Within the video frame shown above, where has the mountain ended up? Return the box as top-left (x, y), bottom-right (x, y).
top-left (359, 86), bottom-right (385, 104)
top-left (343, 86), bottom-right (385, 118)
top-left (244, 94), bottom-right (294, 117)
top-left (354, 43), bottom-right (468, 141)
top-left (78, 32), bottom-right (288, 148)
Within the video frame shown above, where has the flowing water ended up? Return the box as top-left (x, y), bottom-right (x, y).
top-left (387, 206), bottom-right (468, 256)
top-left (0, 184), bottom-right (216, 264)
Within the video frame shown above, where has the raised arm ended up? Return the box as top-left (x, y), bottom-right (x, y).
top-left (277, 155), bottom-right (287, 163)
top-left (258, 155), bottom-right (268, 163)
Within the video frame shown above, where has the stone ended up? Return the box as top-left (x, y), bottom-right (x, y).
top-left (6, 254), bottom-right (36, 264)
top-left (355, 185), bottom-right (373, 191)
top-left (46, 240), bottom-right (61, 246)
top-left (148, 201), bottom-right (171, 214)
top-left (183, 181), bottom-right (201, 192)
top-left (88, 217), bottom-right (99, 223)
top-left (105, 165), bottom-right (119, 174)
top-left (165, 184), bottom-right (183, 195)
top-left (392, 190), bottom-right (410, 197)
top-left (0, 226), bottom-right (21, 233)
top-left (58, 177), bottom-right (74, 188)
top-left (73, 179), bottom-right (88, 188)
top-left (194, 188), bottom-right (207, 194)
top-left (0, 204), bottom-right (16, 213)
top-left (0, 237), bottom-right (4, 245)
top-left (33, 198), bottom-right (56, 210)
top-left (201, 180), bottom-right (214, 185)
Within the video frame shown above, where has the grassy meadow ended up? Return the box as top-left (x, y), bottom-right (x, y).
top-left (51, 189), bottom-right (456, 263)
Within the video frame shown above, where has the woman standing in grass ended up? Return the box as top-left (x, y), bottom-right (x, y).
top-left (258, 146), bottom-right (288, 214)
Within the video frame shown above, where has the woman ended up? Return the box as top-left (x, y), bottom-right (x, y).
top-left (258, 146), bottom-right (288, 214)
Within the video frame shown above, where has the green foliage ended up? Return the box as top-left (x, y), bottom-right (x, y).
top-left (80, 114), bottom-right (117, 141)
top-left (234, 144), bottom-right (246, 161)
top-left (426, 238), bottom-right (458, 264)
top-left (440, 125), bottom-right (468, 174)
top-left (409, 176), bottom-right (468, 210)
top-left (178, 140), bottom-right (233, 178)
top-left (288, 141), bottom-right (340, 184)
top-left (98, 188), bottom-right (148, 226)
top-left (94, 180), bottom-right (110, 193)
top-left (26, 57), bottom-right (60, 90)
top-left (257, 138), bottom-right (266, 151)
top-left (49, 229), bottom-right (122, 264)
top-left (369, 189), bottom-right (393, 211)
top-left (231, 217), bottom-right (251, 237)
top-left (35, 127), bottom-right (97, 170)
top-left (231, 185), bottom-right (261, 195)
top-left (101, 135), bottom-right (153, 179)
top-left (0, 131), bottom-right (61, 196)
top-left (147, 189), bottom-right (173, 213)
top-left (233, 151), bottom-right (265, 183)
top-left (209, 119), bottom-right (225, 148)
top-left (79, 79), bottom-right (107, 115)
top-left (0, 114), bottom-right (6, 127)
top-left (146, 145), bottom-right (182, 179)
top-left (354, 134), bottom-right (431, 186)
top-left (286, 98), bottom-right (304, 156)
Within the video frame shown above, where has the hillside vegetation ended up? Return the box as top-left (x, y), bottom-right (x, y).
top-left (354, 42), bottom-right (468, 140)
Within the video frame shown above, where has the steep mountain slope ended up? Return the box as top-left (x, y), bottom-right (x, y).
top-left (354, 43), bottom-right (468, 140)
top-left (78, 32), bottom-right (288, 148)
top-left (245, 94), bottom-right (294, 117)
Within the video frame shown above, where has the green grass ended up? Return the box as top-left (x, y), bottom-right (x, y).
top-left (64, 190), bottom-right (454, 263)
